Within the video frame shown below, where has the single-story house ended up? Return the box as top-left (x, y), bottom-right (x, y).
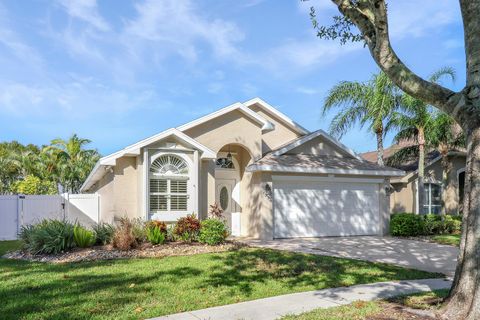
top-left (361, 145), bottom-right (466, 215)
top-left (81, 98), bottom-right (404, 239)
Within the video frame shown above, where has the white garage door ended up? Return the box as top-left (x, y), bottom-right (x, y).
top-left (273, 178), bottom-right (380, 238)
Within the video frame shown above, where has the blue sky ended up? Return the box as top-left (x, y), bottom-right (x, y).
top-left (0, 0), bottom-right (466, 156)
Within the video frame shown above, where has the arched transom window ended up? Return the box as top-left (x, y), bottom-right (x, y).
top-left (149, 154), bottom-right (189, 213)
top-left (215, 157), bottom-right (235, 169)
top-left (150, 154), bottom-right (189, 176)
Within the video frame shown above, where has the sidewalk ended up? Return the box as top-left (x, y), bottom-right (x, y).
top-left (150, 278), bottom-right (452, 320)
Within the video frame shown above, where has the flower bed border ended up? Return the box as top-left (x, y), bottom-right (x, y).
top-left (3, 241), bottom-right (245, 264)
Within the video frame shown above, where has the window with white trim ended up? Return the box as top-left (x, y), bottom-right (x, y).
top-left (149, 155), bottom-right (189, 212)
top-left (423, 183), bottom-right (442, 214)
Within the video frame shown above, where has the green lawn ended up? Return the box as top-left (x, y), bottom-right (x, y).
top-left (429, 234), bottom-right (461, 246)
top-left (281, 289), bottom-right (449, 320)
top-left (0, 240), bottom-right (22, 256)
top-left (0, 243), bottom-right (442, 320)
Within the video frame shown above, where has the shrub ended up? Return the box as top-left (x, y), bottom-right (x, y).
top-left (73, 225), bottom-right (95, 248)
top-left (10, 175), bottom-right (57, 195)
top-left (146, 226), bottom-right (167, 245)
top-left (92, 222), bottom-right (115, 245)
top-left (131, 218), bottom-right (147, 243)
top-left (174, 214), bottom-right (201, 242)
top-left (112, 217), bottom-right (137, 250)
top-left (167, 224), bottom-right (177, 242)
top-left (19, 219), bottom-right (75, 255)
top-left (199, 218), bottom-right (229, 245)
top-left (423, 214), bottom-right (442, 235)
top-left (444, 215), bottom-right (461, 234)
top-left (390, 213), bottom-right (424, 237)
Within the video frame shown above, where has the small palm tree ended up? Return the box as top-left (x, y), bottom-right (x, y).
top-left (323, 71), bottom-right (400, 166)
top-left (387, 67), bottom-right (456, 214)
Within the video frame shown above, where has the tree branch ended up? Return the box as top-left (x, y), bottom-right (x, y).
top-left (330, 0), bottom-right (463, 121)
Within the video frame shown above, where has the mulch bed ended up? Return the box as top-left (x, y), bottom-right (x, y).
top-left (3, 241), bottom-right (245, 264)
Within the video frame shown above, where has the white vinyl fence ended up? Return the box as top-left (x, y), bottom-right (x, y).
top-left (0, 193), bottom-right (99, 240)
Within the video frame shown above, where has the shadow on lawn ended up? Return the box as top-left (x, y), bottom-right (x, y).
top-left (199, 248), bottom-right (434, 295)
top-left (0, 248), bottom-right (440, 319)
top-left (0, 258), bottom-right (202, 319)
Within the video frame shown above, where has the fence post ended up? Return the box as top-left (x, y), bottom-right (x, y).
top-left (16, 195), bottom-right (24, 236)
top-left (96, 193), bottom-right (100, 224)
top-left (64, 193), bottom-right (69, 221)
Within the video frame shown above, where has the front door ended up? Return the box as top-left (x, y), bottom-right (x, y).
top-left (215, 179), bottom-right (239, 235)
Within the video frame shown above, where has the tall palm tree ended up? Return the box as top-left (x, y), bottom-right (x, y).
top-left (46, 134), bottom-right (100, 193)
top-left (323, 71), bottom-right (400, 166)
top-left (387, 67), bottom-right (456, 214)
top-left (430, 113), bottom-right (465, 214)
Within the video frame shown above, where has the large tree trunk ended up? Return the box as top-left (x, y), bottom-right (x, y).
top-left (326, 1), bottom-right (480, 318)
top-left (418, 128), bottom-right (426, 215)
top-left (442, 126), bottom-right (480, 320)
top-left (442, 0), bottom-right (480, 316)
top-left (376, 130), bottom-right (384, 166)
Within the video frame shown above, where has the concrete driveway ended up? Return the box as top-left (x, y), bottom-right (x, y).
top-left (242, 236), bottom-right (458, 277)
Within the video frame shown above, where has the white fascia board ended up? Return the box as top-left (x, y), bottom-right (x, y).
top-left (271, 129), bottom-right (362, 160)
top-left (272, 175), bottom-right (385, 184)
top-left (81, 128), bottom-right (216, 191)
top-left (247, 164), bottom-right (405, 177)
top-left (100, 128), bottom-right (216, 165)
top-left (177, 102), bottom-right (274, 133)
top-left (243, 97), bottom-right (309, 135)
top-left (80, 161), bottom-right (101, 192)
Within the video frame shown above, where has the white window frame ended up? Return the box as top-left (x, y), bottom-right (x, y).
top-left (423, 183), bottom-right (442, 214)
top-left (147, 152), bottom-right (193, 220)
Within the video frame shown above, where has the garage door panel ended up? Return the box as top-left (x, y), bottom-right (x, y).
top-left (273, 181), bottom-right (380, 238)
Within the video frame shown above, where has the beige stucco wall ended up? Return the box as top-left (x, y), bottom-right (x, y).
top-left (288, 137), bottom-right (351, 157)
top-left (95, 171), bottom-right (115, 223)
top-left (90, 156), bottom-right (139, 222)
top-left (183, 109), bottom-right (263, 159)
top-left (248, 104), bottom-right (302, 154)
top-left (240, 171), bottom-right (273, 239)
top-left (112, 157), bottom-right (139, 220)
top-left (390, 182), bottom-right (415, 213)
top-left (390, 155), bottom-right (466, 214)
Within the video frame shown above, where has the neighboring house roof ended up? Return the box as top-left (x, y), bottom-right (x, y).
top-left (360, 140), bottom-right (417, 163)
top-left (271, 129), bottom-right (361, 160)
top-left (360, 144), bottom-right (466, 183)
top-left (247, 153), bottom-right (404, 176)
top-left (81, 98), bottom-right (307, 192)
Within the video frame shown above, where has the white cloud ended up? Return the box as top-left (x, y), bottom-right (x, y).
top-left (124, 0), bottom-right (245, 62)
top-left (57, 0), bottom-right (110, 32)
top-left (0, 4), bottom-right (45, 71)
top-left (388, 0), bottom-right (459, 39)
top-left (259, 38), bottom-right (361, 75)
top-left (0, 77), bottom-right (166, 119)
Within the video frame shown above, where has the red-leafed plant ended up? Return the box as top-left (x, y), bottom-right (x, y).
top-left (208, 202), bottom-right (224, 219)
top-left (174, 214), bottom-right (201, 242)
top-left (146, 220), bottom-right (167, 234)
